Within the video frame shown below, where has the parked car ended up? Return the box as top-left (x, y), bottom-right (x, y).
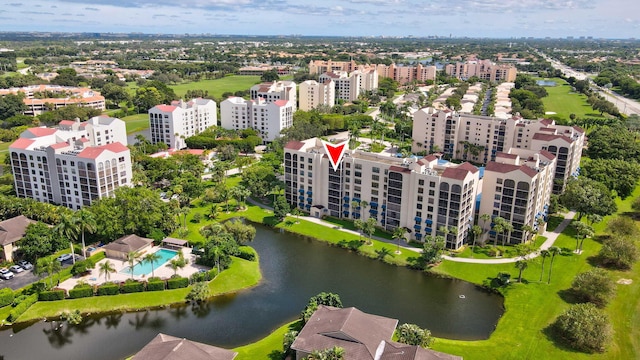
top-left (0, 268), bottom-right (14, 280)
top-left (9, 265), bottom-right (24, 274)
top-left (56, 253), bottom-right (73, 262)
top-left (17, 260), bottom-right (33, 270)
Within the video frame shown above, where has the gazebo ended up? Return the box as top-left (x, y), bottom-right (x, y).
top-left (161, 237), bottom-right (189, 250)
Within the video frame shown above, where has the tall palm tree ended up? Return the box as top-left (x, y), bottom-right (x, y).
top-left (547, 246), bottom-right (562, 284)
top-left (393, 227), bottom-right (407, 254)
top-left (351, 200), bottom-right (360, 219)
top-left (99, 260), bottom-right (116, 282)
top-left (515, 259), bottom-right (529, 283)
top-left (359, 200), bottom-right (369, 221)
top-left (571, 221), bottom-right (594, 254)
top-left (521, 224), bottom-right (535, 243)
top-left (363, 218), bottom-right (377, 245)
top-left (354, 219), bottom-right (365, 242)
top-left (54, 213), bottom-right (79, 261)
top-left (124, 251), bottom-right (142, 280)
top-left (74, 208), bottom-right (97, 258)
top-left (36, 257), bottom-right (62, 289)
top-left (471, 225), bottom-right (482, 257)
top-left (539, 249), bottom-right (550, 282)
top-left (143, 252), bottom-right (162, 278)
top-left (479, 213), bottom-right (491, 242)
top-left (438, 226), bottom-right (450, 251)
top-left (211, 246), bottom-right (223, 274)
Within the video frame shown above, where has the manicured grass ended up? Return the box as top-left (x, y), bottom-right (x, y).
top-left (170, 76), bottom-right (262, 99)
top-left (121, 113), bottom-right (150, 134)
top-left (0, 141), bottom-right (10, 163)
top-left (539, 77), bottom-right (605, 121)
top-left (0, 305), bottom-right (12, 325)
top-left (234, 320), bottom-right (302, 360)
top-left (16, 255), bottom-right (260, 323)
top-left (452, 235), bottom-right (547, 259)
top-left (321, 216), bottom-right (394, 240)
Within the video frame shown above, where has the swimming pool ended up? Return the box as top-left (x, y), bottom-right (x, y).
top-left (120, 249), bottom-right (178, 276)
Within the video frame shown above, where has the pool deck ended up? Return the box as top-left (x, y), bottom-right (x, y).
top-left (58, 246), bottom-right (209, 291)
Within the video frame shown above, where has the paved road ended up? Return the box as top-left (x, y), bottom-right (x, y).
top-left (0, 257), bottom-right (79, 291)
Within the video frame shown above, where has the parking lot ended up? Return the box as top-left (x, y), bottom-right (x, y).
top-left (0, 256), bottom-right (79, 291)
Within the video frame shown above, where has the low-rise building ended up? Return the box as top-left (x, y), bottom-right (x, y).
top-left (148, 98), bottom-right (217, 150)
top-left (445, 60), bottom-right (517, 82)
top-left (0, 84), bottom-right (105, 116)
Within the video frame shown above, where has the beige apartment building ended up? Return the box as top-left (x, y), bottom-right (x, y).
top-left (411, 108), bottom-right (584, 194)
top-left (479, 149), bottom-right (556, 245)
top-left (445, 60), bottom-right (517, 82)
top-left (250, 80), bottom-right (297, 111)
top-left (318, 68), bottom-right (378, 102)
top-left (375, 63), bottom-right (437, 84)
top-left (298, 79), bottom-right (335, 111)
top-left (284, 138), bottom-right (479, 249)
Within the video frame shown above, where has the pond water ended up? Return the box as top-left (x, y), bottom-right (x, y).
top-left (536, 80), bottom-right (557, 87)
top-left (0, 224), bottom-right (504, 360)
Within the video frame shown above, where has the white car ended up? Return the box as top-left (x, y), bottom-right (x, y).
top-left (0, 268), bottom-right (14, 280)
top-left (56, 253), bottom-right (73, 262)
top-left (9, 265), bottom-right (24, 274)
top-left (17, 260), bottom-right (33, 270)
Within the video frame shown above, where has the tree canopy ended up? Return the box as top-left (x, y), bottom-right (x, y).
top-left (559, 178), bottom-right (617, 220)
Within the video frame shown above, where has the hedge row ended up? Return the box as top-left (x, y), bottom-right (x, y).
top-left (69, 286), bottom-right (93, 299)
top-left (167, 277), bottom-right (189, 289)
top-left (97, 284), bottom-right (120, 296)
top-left (121, 281), bottom-right (145, 293)
top-left (8, 294), bottom-right (38, 322)
top-left (147, 281), bottom-right (165, 291)
top-left (38, 290), bottom-right (65, 301)
top-left (0, 288), bottom-right (14, 307)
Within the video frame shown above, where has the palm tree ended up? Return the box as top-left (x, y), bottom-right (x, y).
top-left (571, 221), bottom-right (594, 254)
top-left (539, 249), bottom-right (550, 282)
top-left (211, 246), bottom-right (223, 274)
top-left (479, 213), bottom-right (491, 243)
top-left (471, 225), bottom-right (482, 257)
top-left (35, 257), bottom-right (62, 289)
top-left (547, 246), bottom-right (562, 284)
top-left (55, 213), bottom-right (79, 262)
top-left (438, 226), bottom-right (450, 251)
top-left (351, 200), bottom-right (360, 219)
top-left (354, 219), bottom-right (365, 242)
top-left (393, 227), bottom-right (407, 254)
top-left (99, 260), bottom-right (116, 282)
top-left (359, 200), bottom-right (369, 221)
top-left (515, 259), bottom-right (529, 283)
top-left (124, 251), bottom-right (142, 280)
top-left (363, 218), bottom-right (377, 245)
top-left (521, 224), bottom-right (535, 243)
top-left (75, 208), bottom-right (97, 258)
top-left (143, 252), bottom-right (162, 278)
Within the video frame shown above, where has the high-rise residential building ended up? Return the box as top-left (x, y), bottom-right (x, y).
top-left (220, 97), bottom-right (293, 143)
top-left (479, 148), bottom-right (557, 245)
top-left (298, 79), bottom-right (336, 111)
top-left (148, 98), bottom-right (217, 150)
top-left (284, 138), bottom-right (479, 249)
top-left (411, 108), bottom-right (584, 193)
top-left (319, 68), bottom-right (378, 102)
top-left (9, 117), bottom-right (132, 210)
top-left (445, 60), bottom-right (517, 82)
top-left (308, 60), bottom-right (360, 75)
top-left (249, 81), bottom-right (297, 111)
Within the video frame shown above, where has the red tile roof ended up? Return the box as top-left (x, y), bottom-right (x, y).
top-left (441, 162), bottom-right (478, 180)
top-left (154, 105), bottom-right (177, 112)
top-left (59, 120), bottom-right (75, 126)
top-left (284, 141), bottom-right (305, 150)
top-left (274, 99), bottom-right (289, 107)
top-left (486, 161), bottom-right (537, 177)
top-left (496, 152), bottom-right (518, 160)
top-left (539, 119), bottom-right (553, 126)
top-left (389, 165), bottom-right (411, 173)
top-left (50, 142), bottom-right (70, 150)
top-left (9, 138), bottom-right (35, 150)
top-left (532, 133), bottom-right (571, 143)
top-left (539, 149), bottom-right (556, 160)
top-left (77, 142), bottom-right (129, 159)
top-left (25, 127), bottom-right (57, 137)
top-left (572, 125), bottom-right (585, 134)
top-left (423, 154), bottom-right (438, 162)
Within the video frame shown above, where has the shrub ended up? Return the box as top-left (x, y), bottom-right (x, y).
top-left (0, 288), bottom-right (14, 307)
top-left (147, 280), bottom-right (166, 291)
top-left (167, 277), bottom-right (189, 289)
top-left (70, 259), bottom-right (96, 276)
top-left (599, 236), bottom-right (639, 269)
top-left (69, 286), bottom-right (94, 299)
top-left (23, 281), bottom-right (48, 295)
top-left (186, 282), bottom-right (210, 302)
top-left (237, 248), bottom-right (256, 261)
top-left (8, 294), bottom-right (38, 322)
top-left (121, 281), bottom-right (145, 293)
top-left (552, 303), bottom-right (612, 353)
top-left (396, 323), bottom-right (434, 348)
top-left (208, 268), bottom-right (218, 280)
top-left (12, 295), bottom-right (27, 307)
top-left (97, 283), bottom-right (120, 296)
top-left (190, 271), bottom-right (208, 283)
top-left (571, 268), bottom-right (615, 307)
top-left (38, 290), bottom-right (66, 301)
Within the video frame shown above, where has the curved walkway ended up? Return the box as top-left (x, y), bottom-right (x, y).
top-left (247, 196), bottom-right (577, 265)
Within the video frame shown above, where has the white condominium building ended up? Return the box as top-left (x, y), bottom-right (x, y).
top-left (220, 97), bottom-right (293, 143)
top-left (411, 108), bottom-right (584, 193)
top-left (319, 68), bottom-right (378, 102)
top-left (9, 117), bottom-right (132, 209)
top-left (284, 138), bottom-right (479, 249)
top-left (479, 148), bottom-right (556, 245)
top-left (298, 79), bottom-right (335, 111)
top-left (250, 81), bottom-right (297, 111)
top-left (148, 98), bottom-right (217, 150)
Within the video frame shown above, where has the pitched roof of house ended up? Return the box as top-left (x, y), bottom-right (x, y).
top-left (441, 162), bottom-right (478, 181)
top-left (0, 215), bottom-right (37, 246)
top-left (77, 142), bottom-right (129, 159)
top-left (377, 341), bottom-right (463, 360)
top-left (132, 333), bottom-right (237, 360)
top-left (284, 140), bottom-right (305, 150)
top-left (9, 137), bottom-right (35, 150)
top-left (102, 234), bottom-right (153, 254)
top-left (24, 127), bottom-right (57, 138)
top-left (485, 161), bottom-right (538, 177)
top-left (291, 306), bottom-right (398, 360)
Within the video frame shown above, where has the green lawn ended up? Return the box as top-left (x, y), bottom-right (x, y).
top-left (234, 320), bottom-right (302, 360)
top-left (171, 76), bottom-right (262, 99)
top-left (539, 77), bottom-right (605, 121)
top-left (16, 255), bottom-right (260, 323)
top-left (121, 113), bottom-right (150, 134)
top-left (0, 141), bottom-right (10, 163)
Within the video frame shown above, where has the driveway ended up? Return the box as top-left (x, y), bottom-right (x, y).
top-left (0, 257), bottom-right (79, 291)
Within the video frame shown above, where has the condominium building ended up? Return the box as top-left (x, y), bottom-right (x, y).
top-left (0, 85), bottom-right (105, 116)
top-left (298, 79), bottom-right (335, 111)
top-left (220, 97), bottom-right (293, 142)
top-left (148, 98), bottom-right (217, 149)
top-left (445, 60), bottom-right (517, 82)
top-left (319, 68), bottom-right (378, 102)
top-left (411, 108), bottom-right (584, 193)
top-left (375, 63), bottom-right (437, 84)
top-left (9, 117), bottom-right (132, 209)
top-left (479, 148), bottom-right (556, 245)
top-left (284, 138), bottom-right (479, 249)
top-left (249, 81), bottom-right (297, 111)
top-left (308, 60), bottom-right (360, 75)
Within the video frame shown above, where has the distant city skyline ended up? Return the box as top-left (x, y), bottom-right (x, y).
top-left (0, 0), bottom-right (638, 39)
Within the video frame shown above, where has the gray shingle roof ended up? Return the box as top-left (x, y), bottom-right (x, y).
top-left (132, 333), bottom-right (237, 360)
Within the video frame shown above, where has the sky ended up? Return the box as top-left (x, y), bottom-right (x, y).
top-left (0, 0), bottom-right (638, 38)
